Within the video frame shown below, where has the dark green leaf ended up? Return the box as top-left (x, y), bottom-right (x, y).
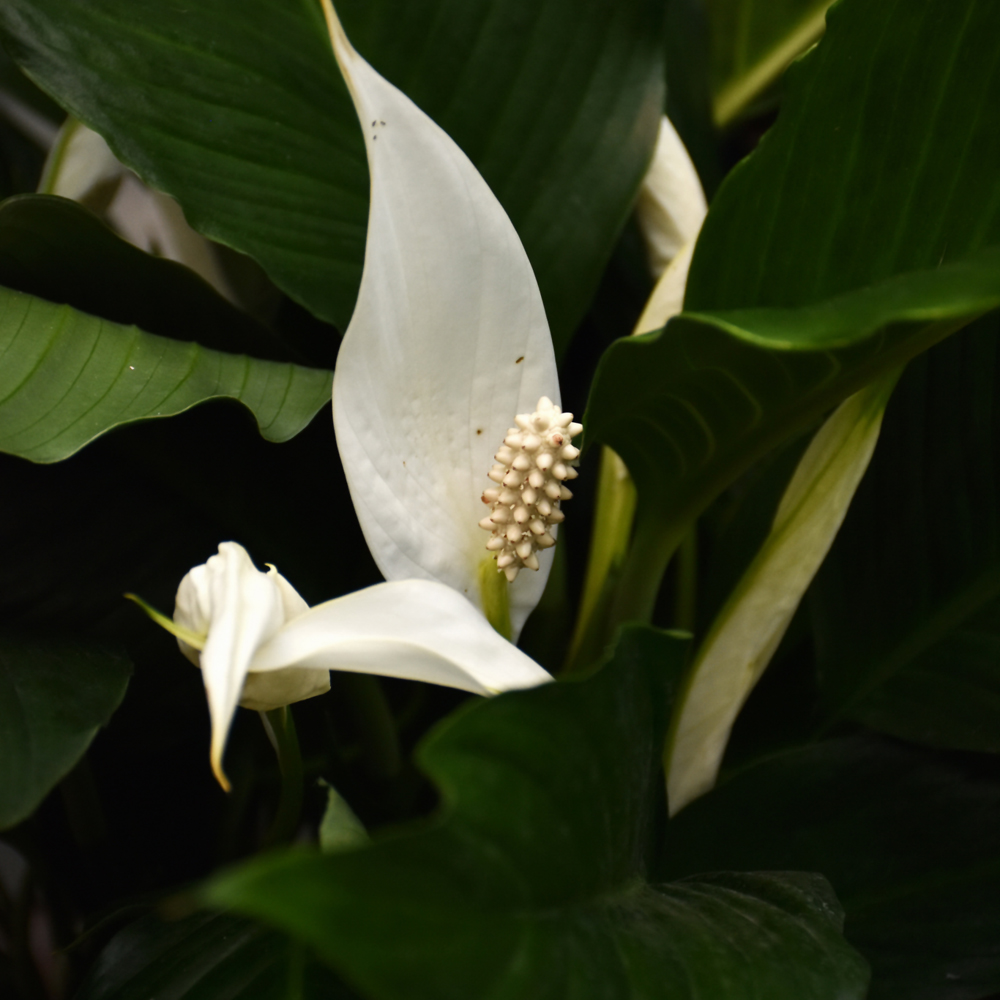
top-left (705, 0), bottom-right (832, 126)
top-left (206, 627), bottom-right (868, 1000)
top-left (0, 194), bottom-right (294, 362)
top-left (0, 0), bottom-right (665, 353)
top-left (585, 245), bottom-right (1000, 532)
top-left (75, 910), bottom-right (358, 1000)
top-left (0, 283), bottom-right (332, 463)
top-left (588, 0), bottom-right (1000, 540)
top-left (812, 312), bottom-right (1000, 750)
top-left (664, 0), bottom-right (722, 196)
top-left (688, 0), bottom-right (1000, 311)
top-left (661, 736), bottom-right (1000, 1000)
top-left (0, 634), bottom-right (130, 829)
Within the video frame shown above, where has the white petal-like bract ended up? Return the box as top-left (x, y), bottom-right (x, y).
top-left (324, 3), bottom-right (560, 636)
top-left (252, 578), bottom-right (553, 695)
top-left (173, 543), bottom-right (329, 789)
top-left (635, 116), bottom-right (707, 280)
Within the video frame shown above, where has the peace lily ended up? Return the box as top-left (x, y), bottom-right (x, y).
top-left (136, 542), bottom-right (548, 790)
top-left (325, 0), bottom-right (579, 638)
top-left (138, 3), bottom-right (580, 786)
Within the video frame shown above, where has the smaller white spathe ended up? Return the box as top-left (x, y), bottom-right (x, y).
top-left (174, 543), bottom-right (551, 789)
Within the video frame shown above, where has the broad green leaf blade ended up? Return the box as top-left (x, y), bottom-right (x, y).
top-left (0, 0), bottom-right (664, 351)
top-left (688, 0), bottom-right (1000, 312)
top-left (589, 0), bottom-right (1000, 554)
top-left (661, 736), bottom-right (1000, 1000)
top-left (585, 246), bottom-right (1000, 535)
top-left (813, 312), bottom-right (1000, 750)
top-left (74, 911), bottom-right (358, 1000)
top-left (0, 634), bottom-right (130, 830)
top-left (207, 627), bottom-right (869, 999)
top-left (666, 371), bottom-right (897, 814)
top-left (706, 0), bottom-right (832, 126)
top-left (0, 194), bottom-right (292, 361)
top-left (0, 286), bottom-right (333, 463)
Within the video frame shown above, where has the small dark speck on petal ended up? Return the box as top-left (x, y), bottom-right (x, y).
top-left (515, 356), bottom-right (524, 364)
top-left (476, 428), bottom-right (483, 435)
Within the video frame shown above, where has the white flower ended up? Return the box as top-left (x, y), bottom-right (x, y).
top-left (167, 542), bottom-right (550, 790)
top-left (324, 0), bottom-right (577, 639)
top-left (151, 6), bottom-right (589, 785)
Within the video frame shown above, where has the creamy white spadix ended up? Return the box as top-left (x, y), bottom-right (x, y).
top-left (323, 1), bottom-right (564, 638)
top-left (480, 397), bottom-right (582, 582)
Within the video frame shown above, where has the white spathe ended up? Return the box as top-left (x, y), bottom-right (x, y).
top-left (323, 1), bottom-right (561, 638)
top-left (176, 543), bottom-right (551, 790)
top-left (39, 118), bottom-right (235, 301)
top-left (635, 116), bottom-right (708, 282)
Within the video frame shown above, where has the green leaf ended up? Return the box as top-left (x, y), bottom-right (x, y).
top-left (687, 0), bottom-right (1000, 313)
top-left (661, 735), bottom-right (1000, 1000)
top-left (0, 0), bottom-right (665, 352)
top-left (586, 0), bottom-right (1000, 623)
top-left (318, 780), bottom-right (368, 853)
top-left (585, 245), bottom-right (1000, 537)
top-left (0, 283), bottom-right (333, 463)
top-left (206, 627), bottom-right (869, 999)
top-left (0, 634), bottom-right (130, 830)
top-left (705, 0), bottom-right (832, 126)
top-left (812, 312), bottom-right (1000, 751)
top-left (74, 910), bottom-right (358, 1000)
top-left (0, 194), bottom-right (293, 362)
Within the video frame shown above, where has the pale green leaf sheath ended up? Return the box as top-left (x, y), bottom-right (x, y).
top-left (665, 371), bottom-right (899, 814)
top-left (323, 2), bottom-right (565, 639)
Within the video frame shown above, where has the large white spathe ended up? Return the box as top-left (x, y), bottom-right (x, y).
top-left (324, 1), bottom-right (561, 637)
top-left (174, 543), bottom-right (551, 790)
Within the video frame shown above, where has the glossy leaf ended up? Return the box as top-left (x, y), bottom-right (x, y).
top-left (813, 312), bottom-right (1000, 750)
top-left (661, 735), bottom-right (1000, 1000)
top-left (0, 284), bottom-right (332, 463)
top-left (207, 627), bottom-right (869, 1000)
top-left (588, 0), bottom-right (1000, 541)
top-left (0, 194), bottom-right (291, 361)
top-left (687, 0), bottom-right (1000, 312)
top-left (0, 0), bottom-right (665, 351)
top-left (0, 634), bottom-right (130, 829)
top-left (74, 911), bottom-right (357, 1000)
top-left (706, 0), bottom-right (832, 125)
top-left (585, 246), bottom-right (1000, 534)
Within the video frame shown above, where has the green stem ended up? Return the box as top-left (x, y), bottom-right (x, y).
top-left (606, 513), bottom-right (686, 636)
top-left (672, 528), bottom-right (698, 632)
top-left (565, 447), bottom-right (637, 672)
top-left (260, 706), bottom-right (303, 847)
top-left (478, 558), bottom-right (512, 640)
top-left (338, 674), bottom-right (401, 779)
